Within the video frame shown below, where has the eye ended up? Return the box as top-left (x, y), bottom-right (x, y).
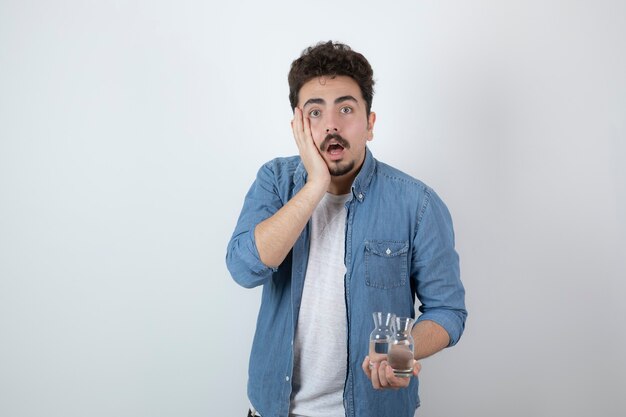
top-left (309, 109), bottom-right (321, 118)
top-left (340, 106), bottom-right (353, 114)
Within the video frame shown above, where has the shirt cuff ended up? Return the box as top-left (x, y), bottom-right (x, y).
top-left (416, 308), bottom-right (466, 347)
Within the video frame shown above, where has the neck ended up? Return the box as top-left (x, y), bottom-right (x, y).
top-left (327, 175), bottom-right (355, 195)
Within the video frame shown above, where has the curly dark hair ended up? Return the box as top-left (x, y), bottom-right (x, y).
top-left (288, 41), bottom-right (375, 115)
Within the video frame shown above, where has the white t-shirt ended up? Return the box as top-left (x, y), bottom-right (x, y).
top-left (289, 192), bottom-right (351, 417)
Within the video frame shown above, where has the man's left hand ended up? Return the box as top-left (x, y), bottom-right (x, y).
top-left (361, 356), bottom-right (421, 390)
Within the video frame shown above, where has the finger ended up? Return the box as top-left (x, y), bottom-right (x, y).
top-left (385, 365), bottom-right (409, 389)
top-left (370, 361), bottom-right (382, 390)
top-left (303, 112), bottom-right (314, 143)
top-left (362, 356), bottom-right (372, 379)
top-left (413, 361), bottom-right (422, 377)
top-left (378, 361), bottom-right (392, 388)
top-left (297, 114), bottom-right (315, 153)
top-left (292, 109), bottom-right (309, 153)
top-left (292, 108), bottom-right (303, 138)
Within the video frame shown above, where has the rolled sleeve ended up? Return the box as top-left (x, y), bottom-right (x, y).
top-left (226, 163), bottom-right (284, 288)
top-left (412, 188), bottom-right (467, 346)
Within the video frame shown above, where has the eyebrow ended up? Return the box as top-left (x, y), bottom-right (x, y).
top-left (302, 98), bottom-right (325, 108)
top-left (335, 95), bottom-right (358, 105)
top-left (302, 95), bottom-right (359, 109)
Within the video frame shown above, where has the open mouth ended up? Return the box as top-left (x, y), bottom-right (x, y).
top-left (327, 143), bottom-right (344, 155)
top-left (321, 134), bottom-right (349, 160)
top-left (325, 142), bottom-right (346, 161)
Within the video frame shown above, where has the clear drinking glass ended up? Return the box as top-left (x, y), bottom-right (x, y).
top-left (368, 312), bottom-right (394, 369)
top-left (388, 316), bottom-right (415, 377)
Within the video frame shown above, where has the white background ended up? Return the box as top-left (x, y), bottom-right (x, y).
top-left (1, 1), bottom-right (625, 416)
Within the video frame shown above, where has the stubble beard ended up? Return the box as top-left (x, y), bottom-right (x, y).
top-left (328, 160), bottom-right (355, 177)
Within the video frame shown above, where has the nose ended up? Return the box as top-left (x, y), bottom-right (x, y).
top-left (325, 115), bottom-right (339, 133)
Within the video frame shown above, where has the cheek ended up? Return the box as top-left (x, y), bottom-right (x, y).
top-left (308, 122), bottom-right (325, 145)
top-left (344, 120), bottom-right (369, 138)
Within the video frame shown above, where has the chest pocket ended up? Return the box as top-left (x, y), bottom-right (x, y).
top-left (364, 240), bottom-right (409, 289)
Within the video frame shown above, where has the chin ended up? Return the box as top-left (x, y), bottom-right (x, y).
top-left (329, 161), bottom-right (355, 177)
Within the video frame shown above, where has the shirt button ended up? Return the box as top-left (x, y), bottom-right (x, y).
top-left (358, 193), bottom-right (363, 200)
top-left (386, 248), bottom-right (391, 255)
top-left (285, 376), bottom-right (290, 381)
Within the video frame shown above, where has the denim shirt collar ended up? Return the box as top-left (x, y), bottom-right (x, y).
top-left (294, 146), bottom-right (376, 200)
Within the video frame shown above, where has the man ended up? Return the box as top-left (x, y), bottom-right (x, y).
top-left (226, 41), bottom-right (467, 417)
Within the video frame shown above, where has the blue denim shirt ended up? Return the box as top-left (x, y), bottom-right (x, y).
top-left (226, 148), bottom-right (466, 417)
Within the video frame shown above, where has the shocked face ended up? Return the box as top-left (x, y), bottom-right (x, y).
top-left (298, 75), bottom-right (376, 178)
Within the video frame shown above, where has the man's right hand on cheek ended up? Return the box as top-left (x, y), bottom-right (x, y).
top-left (291, 107), bottom-right (330, 188)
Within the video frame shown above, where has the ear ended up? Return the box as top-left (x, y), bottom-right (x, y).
top-left (366, 112), bottom-right (376, 141)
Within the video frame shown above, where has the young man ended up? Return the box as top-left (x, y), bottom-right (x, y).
top-left (226, 41), bottom-right (467, 417)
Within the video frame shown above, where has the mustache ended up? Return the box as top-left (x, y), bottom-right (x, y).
top-left (320, 134), bottom-right (350, 152)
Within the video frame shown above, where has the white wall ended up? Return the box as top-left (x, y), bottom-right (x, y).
top-left (1, 1), bottom-right (624, 416)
